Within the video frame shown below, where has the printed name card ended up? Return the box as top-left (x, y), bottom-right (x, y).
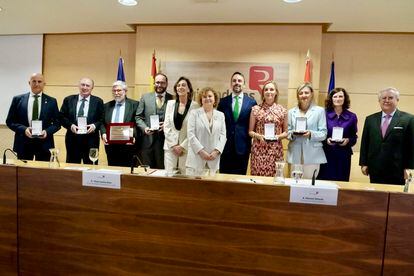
top-left (289, 183), bottom-right (338, 206)
top-left (82, 169), bottom-right (122, 189)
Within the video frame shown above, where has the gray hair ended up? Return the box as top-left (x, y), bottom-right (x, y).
top-left (112, 80), bottom-right (128, 91)
top-left (378, 87), bottom-right (399, 100)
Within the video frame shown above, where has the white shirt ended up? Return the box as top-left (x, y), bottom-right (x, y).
top-left (231, 92), bottom-right (244, 114)
top-left (27, 91), bottom-right (42, 123)
top-left (111, 101), bottom-right (126, 123)
top-left (76, 95), bottom-right (90, 117)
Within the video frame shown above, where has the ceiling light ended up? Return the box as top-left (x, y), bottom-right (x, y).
top-left (283, 0), bottom-right (302, 3)
top-left (118, 0), bottom-right (138, 6)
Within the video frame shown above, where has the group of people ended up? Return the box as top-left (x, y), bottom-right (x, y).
top-left (6, 72), bottom-right (414, 185)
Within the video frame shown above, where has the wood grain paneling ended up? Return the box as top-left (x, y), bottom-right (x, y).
top-left (383, 193), bottom-right (414, 275)
top-left (18, 167), bottom-right (389, 275)
top-left (0, 165), bottom-right (17, 275)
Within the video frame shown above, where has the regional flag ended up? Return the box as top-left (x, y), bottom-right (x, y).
top-left (150, 51), bottom-right (157, 92)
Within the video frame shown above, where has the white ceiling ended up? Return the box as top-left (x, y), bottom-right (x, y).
top-left (0, 0), bottom-right (413, 35)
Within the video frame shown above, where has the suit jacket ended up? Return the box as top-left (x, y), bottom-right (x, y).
top-left (287, 104), bottom-right (327, 164)
top-left (6, 92), bottom-right (61, 156)
top-left (135, 92), bottom-right (173, 149)
top-left (186, 107), bottom-right (227, 171)
top-left (59, 94), bottom-right (104, 148)
top-left (359, 110), bottom-right (414, 184)
top-left (163, 100), bottom-right (199, 151)
top-left (100, 97), bottom-right (139, 136)
top-left (217, 93), bottom-right (257, 156)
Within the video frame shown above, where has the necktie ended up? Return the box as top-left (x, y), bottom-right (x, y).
top-left (77, 98), bottom-right (86, 117)
top-left (233, 95), bottom-right (240, 121)
top-left (381, 114), bottom-right (392, 138)
top-left (32, 95), bottom-right (39, 120)
top-left (114, 103), bottom-right (122, 123)
top-left (156, 95), bottom-right (163, 109)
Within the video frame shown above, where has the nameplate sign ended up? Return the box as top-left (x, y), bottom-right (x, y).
top-left (82, 169), bottom-right (122, 189)
top-left (289, 184), bottom-right (338, 206)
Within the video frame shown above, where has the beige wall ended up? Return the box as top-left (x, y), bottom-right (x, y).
top-left (1, 27), bottom-right (414, 182)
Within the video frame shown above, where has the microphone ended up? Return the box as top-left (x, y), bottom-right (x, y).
top-left (130, 154), bottom-right (147, 174)
top-left (311, 169), bottom-right (317, 186)
top-left (3, 148), bottom-right (27, 165)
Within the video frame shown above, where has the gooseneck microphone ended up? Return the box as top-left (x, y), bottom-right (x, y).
top-left (3, 148), bottom-right (27, 165)
top-left (130, 154), bottom-right (147, 174)
top-left (311, 169), bottom-right (317, 186)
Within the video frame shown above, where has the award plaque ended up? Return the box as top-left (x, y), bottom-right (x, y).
top-left (106, 122), bottom-right (134, 144)
top-left (31, 120), bottom-right (43, 137)
top-left (294, 117), bottom-right (307, 135)
top-left (331, 127), bottom-right (344, 143)
top-left (264, 123), bottom-right (277, 141)
top-left (77, 116), bottom-right (88, 134)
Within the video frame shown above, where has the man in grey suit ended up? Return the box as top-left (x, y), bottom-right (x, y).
top-left (135, 73), bottom-right (173, 169)
top-left (6, 73), bottom-right (61, 161)
top-left (360, 87), bottom-right (414, 185)
top-left (101, 81), bottom-right (139, 167)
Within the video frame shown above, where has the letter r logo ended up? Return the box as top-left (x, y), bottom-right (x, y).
top-left (249, 66), bottom-right (274, 92)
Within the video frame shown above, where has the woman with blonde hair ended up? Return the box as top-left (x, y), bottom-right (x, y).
top-left (248, 81), bottom-right (288, 176)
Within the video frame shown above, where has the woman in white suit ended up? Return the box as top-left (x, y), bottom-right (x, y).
top-left (163, 77), bottom-right (199, 173)
top-left (186, 87), bottom-right (226, 176)
top-left (287, 83), bottom-right (327, 178)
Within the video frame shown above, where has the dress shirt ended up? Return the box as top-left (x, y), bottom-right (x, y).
top-left (381, 110), bottom-right (396, 125)
top-left (111, 101), bottom-right (125, 123)
top-left (76, 95), bottom-right (90, 117)
top-left (27, 92), bottom-right (42, 123)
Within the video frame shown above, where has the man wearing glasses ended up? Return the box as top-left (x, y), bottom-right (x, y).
top-left (135, 73), bottom-right (173, 169)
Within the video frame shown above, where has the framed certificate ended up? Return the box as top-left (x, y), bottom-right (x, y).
top-left (106, 122), bottom-right (134, 144)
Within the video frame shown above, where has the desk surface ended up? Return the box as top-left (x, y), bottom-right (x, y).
top-left (17, 165), bottom-right (390, 275)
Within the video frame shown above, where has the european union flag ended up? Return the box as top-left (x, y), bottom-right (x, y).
top-left (117, 57), bottom-right (125, 82)
top-left (328, 61), bottom-right (335, 93)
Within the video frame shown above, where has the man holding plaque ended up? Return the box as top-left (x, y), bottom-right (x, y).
top-left (6, 73), bottom-right (61, 161)
top-left (60, 77), bottom-right (104, 164)
top-left (359, 87), bottom-right (414, 185)
top-left (217, 72), bottom-right (257, 175)
top-left (135, 73), bottom-right (173, 169)
top-left (100, 81), bottom-right (138, 167)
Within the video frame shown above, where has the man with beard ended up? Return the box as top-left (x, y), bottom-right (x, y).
top-left (101, 81), bottom-right (139, 167)
top-left (136, 73), bottom-right (173, 169)
top-left (60, 77), bottom-right (104, 164)
top-left (217, 72), bottom-right (257, 175)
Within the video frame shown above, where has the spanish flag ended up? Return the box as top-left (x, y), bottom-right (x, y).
top-left (150, 51), bottom-right (157, 92)
top-left (304, 49), bottom-right (311, 83)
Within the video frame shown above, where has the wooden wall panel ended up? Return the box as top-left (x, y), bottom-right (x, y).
top-left (18, 167), bottom-right (388, 275)
top-left (383, 193), bottom-right (414, 275)
top-left (0, 165), bottom-right (17, 275)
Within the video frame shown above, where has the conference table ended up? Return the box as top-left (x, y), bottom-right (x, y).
top-left (1, 161), bottom-right (413, 275)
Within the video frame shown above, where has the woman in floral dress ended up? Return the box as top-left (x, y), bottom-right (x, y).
top-left (248, 81), bottom-right (288, 176)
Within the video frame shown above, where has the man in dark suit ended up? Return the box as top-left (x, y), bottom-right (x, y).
top-left (100, 81), bottom-right (139, 167)
top-left (6, 73), bottom-right (61, 161)
top-left (217, 72), bottom-right (257, 175)
top-left (59, 77), bottom-right (104, 164)
top-left (135, 73), bottom-right (173, 169)
top-left (360, 87), bottom-right (414, 185)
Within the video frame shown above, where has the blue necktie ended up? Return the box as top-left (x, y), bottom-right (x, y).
top-left (114, 103), bottom-right (122, 123)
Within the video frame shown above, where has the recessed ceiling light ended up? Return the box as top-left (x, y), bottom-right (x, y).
top-left (118, 0), bottom-right (138, 6)
top-left (283, 0), bottom-right (302, 3)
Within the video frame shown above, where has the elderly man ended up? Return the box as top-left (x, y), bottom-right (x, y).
top-left (100, 81), bottom-right (138, 167)
top-left (135, 73), bottom-right (173, 169)
top-left (217, 72), bottom-right (257, 175)
top-left (359, 87), bottom-right (414, 185)
top-left (60, 77), bottom-right (104, 164)
top-left (6, 73), bottom-right (61, 161)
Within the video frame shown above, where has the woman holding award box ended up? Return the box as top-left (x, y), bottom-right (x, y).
top-left (318, 88), bottom-right (358, 181)
top-left (287, 83), bottom-right (327, 179)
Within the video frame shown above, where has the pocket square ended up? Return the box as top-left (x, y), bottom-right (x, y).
top-left (394, 126), bottom-right (403, 129)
